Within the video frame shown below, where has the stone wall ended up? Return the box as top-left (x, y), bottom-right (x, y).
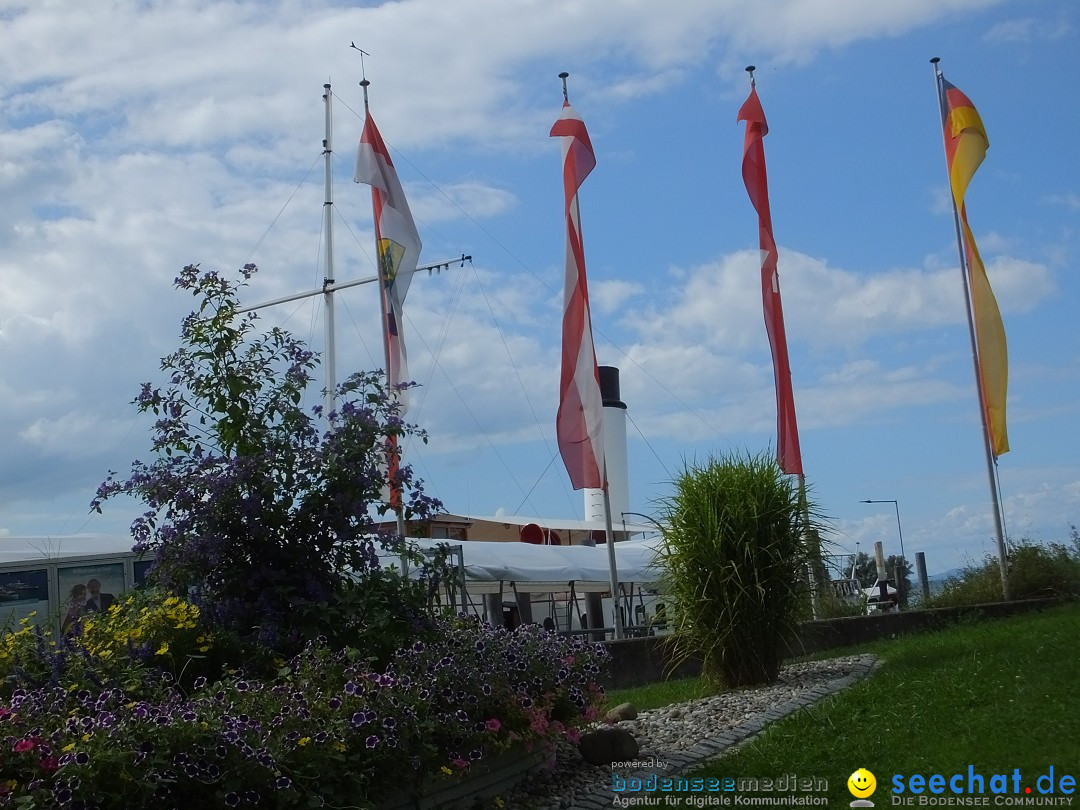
top-left (601, 597), bottom-right (1065, 690)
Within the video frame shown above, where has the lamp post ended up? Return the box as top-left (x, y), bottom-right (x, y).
top-left (619, 511), bottom-right (665, 534)
top-left (860, 499), bottom-right (907, 606)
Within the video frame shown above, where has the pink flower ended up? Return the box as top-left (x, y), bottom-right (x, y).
top-left (562, 655), bottom-right (575, 666)
top-left (451, 757), bottom-right (469, 769)
top-left (13, 739), bottom-right (36, 753)
top-left (484, 718), bottom-right (501, 732)
top-left (39, 756), bottom-right (59, 772)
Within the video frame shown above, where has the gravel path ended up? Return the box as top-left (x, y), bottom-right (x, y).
top-left (505, 653), bottom-right (881, 809)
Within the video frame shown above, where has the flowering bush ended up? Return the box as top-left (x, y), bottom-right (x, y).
top-left (90, 264), bottom-right (443, 658)
top-left (0, 592), bottom-right (212, 704)
top-left (0, 615), bottom-right (608, 808)
top-left (0, 264), bottom-right (612, 807)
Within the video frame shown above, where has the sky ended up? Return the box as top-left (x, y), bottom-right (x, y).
top-left (1, 0), bottom-right (1078, 577)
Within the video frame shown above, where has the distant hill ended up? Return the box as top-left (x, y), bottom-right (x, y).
top-left (925, 567), bottom-right (965, 594)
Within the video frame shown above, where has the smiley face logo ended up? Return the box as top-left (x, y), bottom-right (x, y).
top-left (848, 768), bottom-right (877, 798)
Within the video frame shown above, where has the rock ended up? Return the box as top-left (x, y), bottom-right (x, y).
top-left (577, 727), bottom-right (639, 766)
top-left (604, 702), bottom-right (638, 722)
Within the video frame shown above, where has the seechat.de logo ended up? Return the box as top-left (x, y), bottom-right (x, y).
top-left (849, 768), bottom-right (878, 807)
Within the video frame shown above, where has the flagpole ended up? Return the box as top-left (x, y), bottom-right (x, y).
top-left (601, 460), bottom-right (625, 640)
top-left (930, 57), bottom-right (1010, 600)
top-left (322, 84), bottom-right (338, 421)
top-left (556, 71), bottom-right (622, 640)
top-left (360, 76), bottom-right (408, 544)
top-left (740, 67), bottom-right (817, 616)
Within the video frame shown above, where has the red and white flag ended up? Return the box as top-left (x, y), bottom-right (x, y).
top-left (738, 84), bottom-right (804, 476)
top-left (550, 100), bottom-right (605, 490)
top-left (355, 110), bottom-right (422, 413)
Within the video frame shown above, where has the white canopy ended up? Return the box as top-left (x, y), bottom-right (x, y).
top-left (400, 536), bottom-right (665, 593)
top-left (0, 534), bottom-right (669, 595)
top-left (0, 535), bottom-right (139, 566)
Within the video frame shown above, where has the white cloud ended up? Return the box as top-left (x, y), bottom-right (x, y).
top-left (593, 279), bottom-right (644, 314)
top-left (984, 14), bottom-right (1072, 43)
top-left (409, 182), bottom-right (518, 226)
top-left (1045, 192), bottom-right (1080, 211)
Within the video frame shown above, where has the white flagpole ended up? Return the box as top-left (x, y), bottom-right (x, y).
top-left (359, 77), bottom-right (408, 544)
top-left (930, 57), bottom-right (1010, 600)
top-left (321, 84), bottom-right (337, 421)
top-left (601, 459), bottom-right (624, 640)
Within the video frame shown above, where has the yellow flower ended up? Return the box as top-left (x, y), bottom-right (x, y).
top-left (62, 743), bottom-right (75, 752)
top-left (198, 646), bottom-right (210, 653)
top-left (81, 733), bottom-right (92, 742)
top-left (440, 766), bottom-right (453, 776)
top-left (155, 642), bottom-right (169, 656)
top-left (298, 737), bottom-right (311, 747)
top-left (333, 742), bottom-right (346, 753)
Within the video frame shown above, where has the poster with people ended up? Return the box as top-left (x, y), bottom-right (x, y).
top-left (0, 569), bottom-right (50, 633)
top-left (57, 563), bottom-right (125, 636)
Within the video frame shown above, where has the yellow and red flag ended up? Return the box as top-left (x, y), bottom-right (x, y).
top-left (355, 109), bottom-right (423, 509)
top-left (738, 84), bottom-right (803, 476)
top-left (355, 110), bottom-right (422, 413)
top-left (941, 79), bottom-right (1009, 456)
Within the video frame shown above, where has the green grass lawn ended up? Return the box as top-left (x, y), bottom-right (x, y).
top-left (610, 602), bottom-right (1080, 807)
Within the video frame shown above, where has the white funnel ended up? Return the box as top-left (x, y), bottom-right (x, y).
top-left (584, 366), bottom-right (629, 524)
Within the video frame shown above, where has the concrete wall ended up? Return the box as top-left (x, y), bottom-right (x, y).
top-left (600, 597), bottom-right (1066, 690)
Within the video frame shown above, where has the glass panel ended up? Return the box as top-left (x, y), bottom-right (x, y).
top-left (0, 569), bottom-right (50, 633)
top-left (57, 563), bottom-right (126, 636)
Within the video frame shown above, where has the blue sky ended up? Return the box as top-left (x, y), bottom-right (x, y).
top-left (1, 0), bottom-right (1077, 575)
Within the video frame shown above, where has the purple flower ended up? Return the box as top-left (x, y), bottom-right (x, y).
top-left (225, 793), bottom-right (240, 807)
top-left (276, 776), bottom-right (292, 790)
top-left (365, 735), bottom-right (379, 749)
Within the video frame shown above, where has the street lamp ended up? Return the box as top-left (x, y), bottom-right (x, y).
top-left (860, 499), bottom-right (907, 604)
top-left (619, 512), bottom-right (665, 534)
